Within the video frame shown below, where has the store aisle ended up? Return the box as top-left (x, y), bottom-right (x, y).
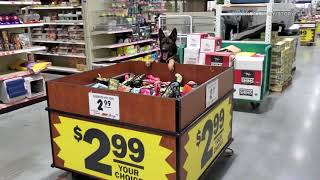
top-left (0, 44), bottom-right (319, 180)
top-left (206, 44), bottom-right (320, 180)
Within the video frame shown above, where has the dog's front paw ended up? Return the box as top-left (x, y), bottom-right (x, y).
top-left (168, 60), bottom-right (175, 71)
top-left (145, 61), bottom-right (153, 68)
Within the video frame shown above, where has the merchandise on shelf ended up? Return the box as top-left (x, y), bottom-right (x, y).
top-left (0, 13), bottom-right (21, 25)
top-left (9, 58), bottom-right (51, 74)
top-left (0, 31), bottom-right (30, 52)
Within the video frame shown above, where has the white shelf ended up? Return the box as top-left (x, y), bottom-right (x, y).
top-left (94, 48), bottom-right (159, 62)
top-left (92, 63), bottom-right (116, 68)
top-left (92, 29), bottom-right (133, 35)
top-left (0, 46), bottom-right (46, 57)
top-left (47, 66), bottom-right (81, 73)
top-left (33, 52), bottom-right (86, 58)
top-left (43, 22), bottom-right (83, 26)
top-left (93, 39), bottom-right (155, 50)
top-left (0, 1), bottom-right (40, 6)
top-left (28, 6), bottom-right (82, 10)
top-left (0, 23), bottom-right (44, 30)
top-left (32, 39), bottom-right (85, 45)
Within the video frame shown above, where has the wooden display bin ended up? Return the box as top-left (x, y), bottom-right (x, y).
top-left (47, 61), bottom-right (234, 180)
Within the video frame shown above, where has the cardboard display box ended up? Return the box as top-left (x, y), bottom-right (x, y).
top-left (200, 37), bottom-right (222, 53)
top-left (205, 52), bottom-right (233, 67)
top-left (47, 61), bottom-right (234, 132)
top-left (184, 47), bottom-right (200, 65)
top-left (46, 61), bottom-right (234, 180)
top-left (187, 33), bottom-right (208, 48)
top-left (49, 92), bottom-right (233, 180)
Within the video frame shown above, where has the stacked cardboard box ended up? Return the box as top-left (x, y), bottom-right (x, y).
top-left (270, 38), bottom-right (295, 92)
top-left (261, 32), bottom-right (280, 44)
top-left (234, 53), bottom-right (265, 101)
top-left (184, 33), bottom-right (225, 66)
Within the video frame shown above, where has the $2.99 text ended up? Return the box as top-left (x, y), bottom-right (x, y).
top-left (74, 127), bottom-right (145, 175)
top-left (197, 108), bottom-right (225, 169)
top-left (97, 99), bottom-right (112, 111)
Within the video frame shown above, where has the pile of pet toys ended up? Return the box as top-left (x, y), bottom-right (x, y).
top-left (90, 73), bottom-right (199, 98)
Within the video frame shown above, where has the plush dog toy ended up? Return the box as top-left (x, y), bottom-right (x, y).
top-left (146, 28), bottom-right (178, 71)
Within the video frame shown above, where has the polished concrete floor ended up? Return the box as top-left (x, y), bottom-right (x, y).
top-left (0, 44), bottom-right (319, 180)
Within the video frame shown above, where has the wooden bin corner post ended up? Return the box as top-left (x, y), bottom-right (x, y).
top-left (178, 92), bottom-right (233, 180)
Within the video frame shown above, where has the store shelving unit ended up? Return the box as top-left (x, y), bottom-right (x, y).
top-left (0, 1), bottom-right (47, 114)
top-left (0, 23), bottom-right (44, 29)
top-left (33, 51), bottom-right (86, 58)
top-left (47, 66), bottom-right (81, 73)
top-left (27, 3), bottom-right (86, 74)
top-left (94, 48), bottom-right (160, 62)
top-left (28, 5), bottom-right (82, 10)
top-left (83, 0), bottom-right (161, 70)
top-left (0, 1), bottom-right (40, 6)
top-left (92, 39), bottom-right (155, 50)
top-left (31, 39), bottom-right (85, 45)
top-left (0, 46), bottom-right (46, 56)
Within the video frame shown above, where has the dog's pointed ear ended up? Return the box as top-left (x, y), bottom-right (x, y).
top-left (169, 28), bottom-right (177, 42)
top-left (159, 28), bottom-right (165, 41)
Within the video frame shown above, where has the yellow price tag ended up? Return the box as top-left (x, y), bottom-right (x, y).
top-left (54, 116), bottom-right (175, 180)
top-left (183, 96), bottom-right (232, 180)
top-left (300, 28), bottom-right (315, 42)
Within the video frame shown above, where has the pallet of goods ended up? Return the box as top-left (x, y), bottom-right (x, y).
top-left (270, 38), bottom-right (295, 92)
top-left (46, 61), bottom-right (234, 180)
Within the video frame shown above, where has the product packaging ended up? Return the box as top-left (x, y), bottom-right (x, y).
top-left (184, 47), bottom-right (200, 65)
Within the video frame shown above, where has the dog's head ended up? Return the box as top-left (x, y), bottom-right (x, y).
top-left (159, 28), bottom-right (177, 62)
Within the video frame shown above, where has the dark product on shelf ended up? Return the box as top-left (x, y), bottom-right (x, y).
top-left (1, 31), bottom-right (10, 51)
top-left (0, 14), bottom-right (21, 25)
top-left (0, 37), bottom-right (4, 51)
top-left (162, 73), bottom-right (182, 98)
top-left (11, 34), bottom-right (22, 50)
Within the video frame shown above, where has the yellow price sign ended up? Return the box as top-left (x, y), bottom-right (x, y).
top-left (300, 28), bottom-right (315, 42)
top-left (53, 116), bottom-right (175, 180)
top-left (183, 96), bottom-right (232, 180)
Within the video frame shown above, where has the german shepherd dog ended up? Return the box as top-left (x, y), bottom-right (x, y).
top-left (146, 28), bottom-right (178, 71)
